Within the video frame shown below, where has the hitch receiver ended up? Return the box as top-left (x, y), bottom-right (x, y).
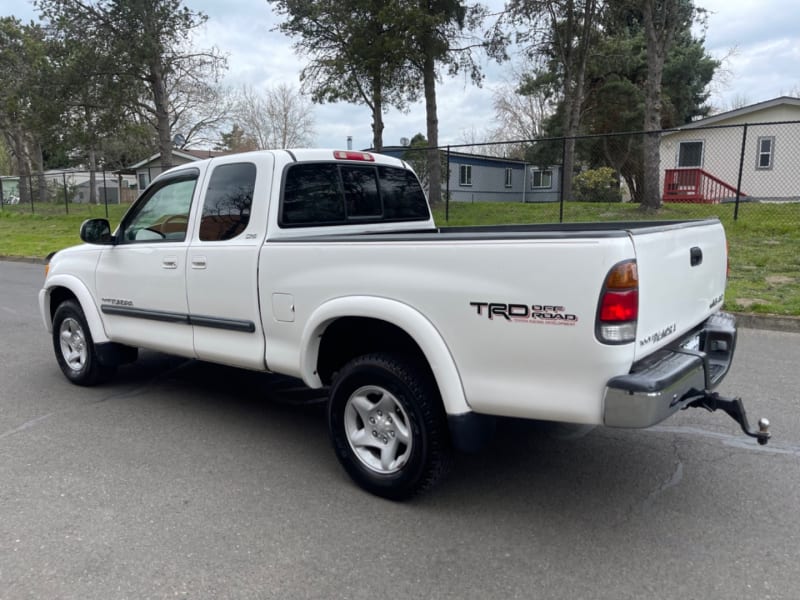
top-left (686, 392), bottom-right (771, 445)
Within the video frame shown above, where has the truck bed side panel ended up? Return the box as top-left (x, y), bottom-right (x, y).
top-left (260, 235), bottom-right (636, 425)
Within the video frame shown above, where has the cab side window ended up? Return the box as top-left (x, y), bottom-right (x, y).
top-left (199, 163), bottom-right (257, 241)
top-left (121, 172), bottom-right (198, 243)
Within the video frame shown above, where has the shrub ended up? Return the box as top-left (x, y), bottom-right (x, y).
top-left (572, 167), bottom-right (622, 203)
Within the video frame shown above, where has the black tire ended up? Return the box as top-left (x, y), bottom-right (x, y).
top-left (328, 353), bottom-right (452, 500)
top-left (52, 300), bottom-right (115, 386)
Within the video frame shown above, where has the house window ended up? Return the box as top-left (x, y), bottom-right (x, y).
top-left (138, 173), bottom-right (149, 190)
top-left (504, 168), bottom-right (513, 188)
top-left (459, 165), bottom-right (472, 186)
top-left (531, 169), bottom-right (552, 189)
top-left (756, 137), bottom-right (774, 169)
top-left (677, 141), bottom-right (704, 168)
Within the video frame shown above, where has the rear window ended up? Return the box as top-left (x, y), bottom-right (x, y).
top-left (280, 163), bottom-right (429, 227)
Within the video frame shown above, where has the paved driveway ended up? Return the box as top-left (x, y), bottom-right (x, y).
top-left (2, 260), bottom-right (799, 599)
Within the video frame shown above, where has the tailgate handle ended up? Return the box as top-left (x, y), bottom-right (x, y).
top-left (690, 247), bottom-right (703, 267)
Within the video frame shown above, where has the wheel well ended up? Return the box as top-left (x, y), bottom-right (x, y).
top-left (317, 317), bottom-right (430, 385)
top-left (49, 286), bottom-right (78, 321)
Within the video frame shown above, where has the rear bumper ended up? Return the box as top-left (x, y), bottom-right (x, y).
top-left (603, 312), bottom-right (737, 428)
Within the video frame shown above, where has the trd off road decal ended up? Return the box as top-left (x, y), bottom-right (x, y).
top-left (470, 302), bottom-right (578, 326)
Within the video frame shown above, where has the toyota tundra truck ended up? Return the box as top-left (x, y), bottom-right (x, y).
top-left (39, 149), bottom-right (770, 499)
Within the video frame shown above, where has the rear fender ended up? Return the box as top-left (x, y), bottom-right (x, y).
top-left (299, 296), bottom-right (470, 416)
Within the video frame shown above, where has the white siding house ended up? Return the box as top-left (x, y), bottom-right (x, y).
top-left (128, 149), bottom-right (228, 190)
top-left (660, 96), bottom-right (800, 202)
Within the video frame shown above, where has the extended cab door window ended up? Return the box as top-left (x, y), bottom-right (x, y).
top-left (120, 171), bottom-right (198, 243)
top-left (199, 163), bottom-right (257, 241)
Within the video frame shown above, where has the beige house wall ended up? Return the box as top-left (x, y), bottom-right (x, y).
top-left (660, 104), bottom-right (800, 200)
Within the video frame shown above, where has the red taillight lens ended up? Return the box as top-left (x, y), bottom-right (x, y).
top-left (600, 289), bottom-right (638, 322)
top-left (596, 260), bottom-right (638, 344)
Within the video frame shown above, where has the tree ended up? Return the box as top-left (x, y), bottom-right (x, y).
top-left (215, 124), bottom-right (258, 153)
top-left (43, 9), bottom-right (137, 202)
top-left (234, 83), bottom-right (316, 149)
top-left (268, 0), bottom-right (419, 151)
top-left (401, 132), bottom-right (447, 195)
top-left (516, 0), bottom-right (716, 203)
top-left (0, 18), bottom-right (53, 204)
top-left (509, 0), bottom-right (603, 203)
top-left (488, 59), bottom-right (556, 159)
top-left (639, 0), bottom-right (694, 210)
top-left (401, 0), bottom-right (493, 205)
top-left (36, 0), bottom-right (227, 170)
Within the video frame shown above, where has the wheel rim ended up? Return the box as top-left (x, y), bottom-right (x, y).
top-left (343, 385), bottom-right (413, 474)
top-left (59, 317), bottom-right (88, 372)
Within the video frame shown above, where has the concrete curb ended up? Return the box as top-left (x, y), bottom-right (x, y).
top-left (3, 257), bottom-right (798, 333)
top-left (2, 256), bottom-right (47, 265)
top-left (730, 312), bottom-right (800, 333)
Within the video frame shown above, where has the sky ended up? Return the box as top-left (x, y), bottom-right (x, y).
top-left (6, 0), bottom-right (800, 150)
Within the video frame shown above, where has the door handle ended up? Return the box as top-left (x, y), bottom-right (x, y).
top-left (191, 256), bottom-right (207, 269)
top-left (162, 256), bottom-right (178, 269)
top-left (690, 247), bottom-right (703, 267)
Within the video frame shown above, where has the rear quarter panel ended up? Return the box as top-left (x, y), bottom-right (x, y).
top-left (260, 235), bottom-right (637, 425)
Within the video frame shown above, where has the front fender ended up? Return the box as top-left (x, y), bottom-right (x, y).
top-left (41, 273), bottom-right (109, 344)
top-left (299, 296), bottom-right (470, 416)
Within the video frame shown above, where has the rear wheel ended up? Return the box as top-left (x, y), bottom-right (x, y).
top-left (52, 300), bottom-right (115, 386)
top-left (328, 353), bottom-right (451, 500)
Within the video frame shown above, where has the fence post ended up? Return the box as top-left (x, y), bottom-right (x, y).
top-left (62, 172), bottom-right (69, 214)
top-left (734, 123), bottom-right (748, 221)
top-left (102, 168), bottom-right (109, 218)
top-left (445, 145), bottom-right (450, 223)
top-left (559, 137), bottom-right (567, 223)
top-left (28, 174), bottom-right (34, 214)
top-left (0, 177), bottom-right (4, 211)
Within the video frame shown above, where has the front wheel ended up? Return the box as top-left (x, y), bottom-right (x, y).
top-left (328, 353), bottom-right (452, 500)
top-left (52, 300), bottom-right (115, 386)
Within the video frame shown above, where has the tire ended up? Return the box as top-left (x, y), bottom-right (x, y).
top-left (52, 300), bottom-right (115, 386)
top-left (328, 353), bottom-right (452, 500)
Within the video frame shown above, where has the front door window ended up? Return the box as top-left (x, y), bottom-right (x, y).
top-left (120, 172), bottom-right (198, 242)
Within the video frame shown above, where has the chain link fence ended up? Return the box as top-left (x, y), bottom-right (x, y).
top-left (434, 120), bottom-right (800, 228)
top-left (0, 169), bottom-right (138, 217)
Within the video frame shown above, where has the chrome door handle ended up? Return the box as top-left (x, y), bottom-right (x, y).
top-left (191, 256), bottom-right (207, 269)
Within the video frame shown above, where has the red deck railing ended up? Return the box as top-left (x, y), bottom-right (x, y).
top-left (663, 169), bottom-right (746, 204)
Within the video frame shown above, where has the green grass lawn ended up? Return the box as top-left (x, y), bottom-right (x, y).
top-left (0, 203), bottom-right (130, 258)
top-left (434, 201), bottom-right (800, 316)
top-left (2, 199), bottom-right (798, 316)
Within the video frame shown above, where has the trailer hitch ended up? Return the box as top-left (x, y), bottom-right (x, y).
top-left (685, 392), bottom-right (771, 445)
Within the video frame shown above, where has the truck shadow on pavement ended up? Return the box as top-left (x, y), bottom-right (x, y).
top-left (103, 350), bottom-right (743, 521)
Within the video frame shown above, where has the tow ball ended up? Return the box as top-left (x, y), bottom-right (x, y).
top-left (685, 392), bottom-right (771, 445)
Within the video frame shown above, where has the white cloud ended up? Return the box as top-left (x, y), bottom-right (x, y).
top-left (5, 0), bottom-right (799, 147)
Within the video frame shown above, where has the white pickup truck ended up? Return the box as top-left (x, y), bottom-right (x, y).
top-left (40, 149), bottom-right (770, 499)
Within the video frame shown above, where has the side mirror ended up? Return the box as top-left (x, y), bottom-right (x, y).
top-left (80, 218), bottom-right (113, 245)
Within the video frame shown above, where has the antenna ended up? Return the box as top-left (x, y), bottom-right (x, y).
top-left (172, 133), bottom-right (186, 148)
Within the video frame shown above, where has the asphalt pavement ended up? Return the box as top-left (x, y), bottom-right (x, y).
top-left (1, 260), bottom-right (799, 600)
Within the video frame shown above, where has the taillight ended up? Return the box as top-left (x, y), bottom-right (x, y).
top-left (333, 150), bottom-right (375, 162)
top-left (596, 260), bottom-right (638, 344)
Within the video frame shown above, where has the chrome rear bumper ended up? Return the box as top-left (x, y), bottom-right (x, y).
top-left (604, 312), bottom-right (737, 428)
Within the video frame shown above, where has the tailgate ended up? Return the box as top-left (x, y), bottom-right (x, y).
top-left (631, 220), bottom-right (727, 361)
